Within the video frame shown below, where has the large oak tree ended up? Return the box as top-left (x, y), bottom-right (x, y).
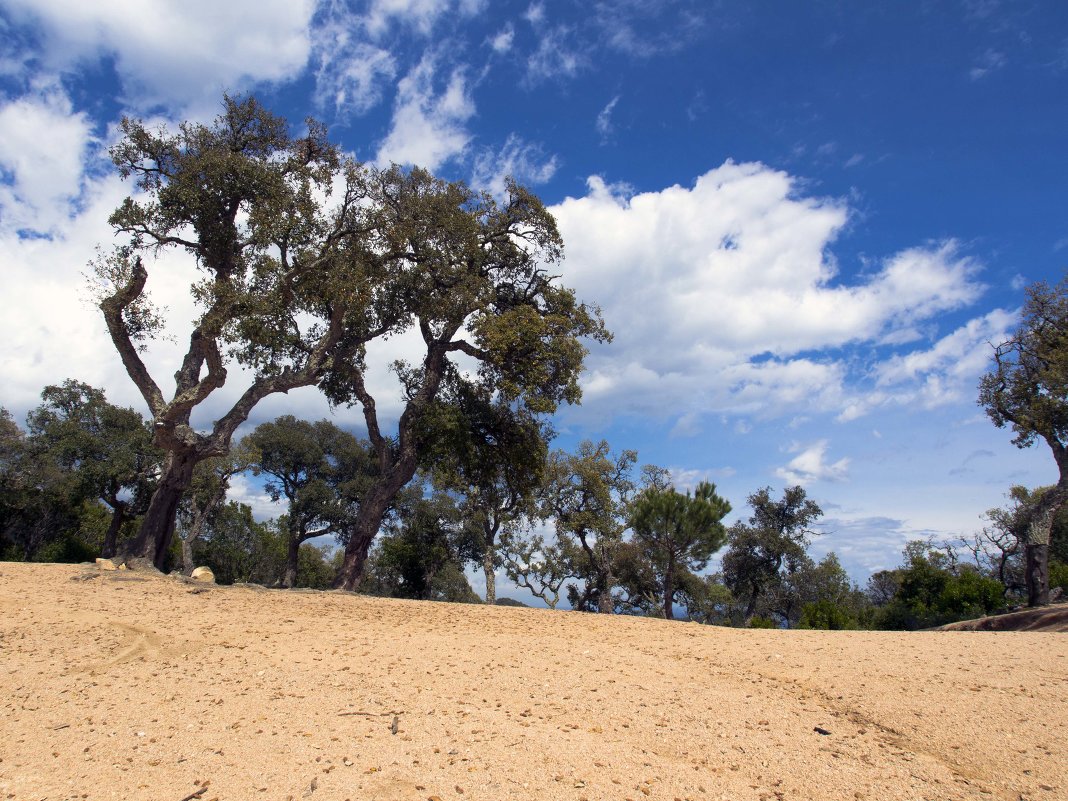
top-left (97, 95), bottom-right (607, 576)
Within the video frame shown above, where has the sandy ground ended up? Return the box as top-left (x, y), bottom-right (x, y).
top-left (1, 563), bottom-right (1066, 801)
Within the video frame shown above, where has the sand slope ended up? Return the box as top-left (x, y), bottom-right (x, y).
top-left (1, 562), bottom-right (1065, 801)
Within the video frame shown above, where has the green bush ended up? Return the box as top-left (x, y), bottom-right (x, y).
top-left (747, 616), bottom-right (775, 629)
top-left (35, 533), bottom-right (97, 564)
top-left (1050, 560), bottom-right (1068, 593)
top-left (874, 562), bottom-right (1005, 630)
top-left (798, 600), bottom-right (858, 630)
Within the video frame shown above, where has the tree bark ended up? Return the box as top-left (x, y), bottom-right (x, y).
top-left (124, 450), bottom-right (199, 570)
top-left (483, 547), bottom-right (496, 605)
top-left (334, 462), bottom-right (417, 591)
top-left (283, 528), bottom-right (301, 589)
top-left (180, 535), bottom-right (195, 576)
top-left (1024, 492), bottom-right (1063, 607)
top-left (597, 564), bottom-right (614, 614)
top-left (662, 554), bottom-right (676, 621)
top-left (100, 501), bottom-right (128, 558)
top-left (1026, 542), bottom-right (1050, 607)
top-left (743, 584), bottom-right (760, 625)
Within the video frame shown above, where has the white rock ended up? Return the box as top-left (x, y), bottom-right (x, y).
top-left (190, 566), bottom-right (216, 583)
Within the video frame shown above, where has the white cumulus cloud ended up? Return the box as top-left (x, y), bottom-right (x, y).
top-left (1, 0), bottom-right (316, 110)
top-left (775, 440), bottom-right (850, 486)
top-left (550, 162), bottom-right (985, 423)
top-left (0, 86), bottom-right (94, 233)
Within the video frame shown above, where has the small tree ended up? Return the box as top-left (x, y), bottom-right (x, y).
top-left (498, 527), bottom-right (579, 609)
top-left (422, 385), bottom-right (550, 604)
top-left (873, 540), bottom-right (1004, 630)
top-left (25, 380), bottom-right (160, 557)
top-left (370, 481), bottom-right (482, 601)
top-left (176, 444), bottom-right (256, 576)
top-left (248, 416), bottom-right (375, 588)
top-left (543, 441), bottom-right (637, 613)
top-left (979, 274), bottom-right (1068, 606)
top-left (327, 172), bottom-right (609, 590)
top-left (720, 485), bottom-right (823, 625)
top-left (0, 408), bottom-right (81, 560)
top-left (629, 480), bottom-right (731, 620)
top-left (195, 502), bottom-right (282, 585)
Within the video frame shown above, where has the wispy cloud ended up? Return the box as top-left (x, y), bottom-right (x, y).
top-left (970, 48), bottom-right (1006, 80)
top-left (488, 23), bottom-right (515, 53)
top-left (375, 53), bottom-right (475, 169)
top-left (525, 23), bottom-right (584, 83)
top-left (596, 95), bottom-right (620, 140)
top-left (312, 26), bottom-right (396, 117)
top-left (471, 134), bottom-right (558, 200)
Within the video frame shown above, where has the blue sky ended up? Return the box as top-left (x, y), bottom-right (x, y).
top-left (1, 1), bottom-right (1066, 591)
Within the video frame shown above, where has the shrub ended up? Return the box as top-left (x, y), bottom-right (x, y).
top-left (1050, 560), bottom-right (1068, 593)
top-left (798, 600), bottom-right (858, 630)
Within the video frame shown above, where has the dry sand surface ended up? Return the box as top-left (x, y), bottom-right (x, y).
top-left (1, 563), bottom-right (1066, 801)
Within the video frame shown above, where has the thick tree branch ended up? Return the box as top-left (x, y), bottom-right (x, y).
top-left (99, 257), bottom-right (166, 417)
top-left (445, 339), bottom-right (488, 360)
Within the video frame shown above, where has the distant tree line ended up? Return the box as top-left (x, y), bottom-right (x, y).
top-left (4, 380), bottom-right (1065, 628)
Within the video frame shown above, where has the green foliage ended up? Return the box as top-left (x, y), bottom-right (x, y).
top-left (98, 95), bottom-right (608, 576)
top-left (296, 543), bottom-right (336, 590)
top-left (674, 571), bottom-right (734, 624)
top-left (767, 552), bottom-right (867, 628)
top-left (494, 597), bottom-right (530, 607)
top-left (427, 561), bottom-right (482, 604)
top-left (544, 441), bottom-right (638, 613)
top-left (1050, 560), bottom-right (1068, 592)
top-left (978, 274), bottom-right (1068, 604)
top-left (1052, 507), bottom-right (1068, 564)
top-left (498, 527), bottom-right (579, 609)
top-left (194, 503), bottom-right (283, 585)
top-left (26, 380), bottom-right (159, 515)
top-left (1, 384), bottom-right (160, 561)
top-left (421, 382), bottom-right (552, 603)
top-left (798, 600), bottom-right (858, 630)
top-left (873, 541), bottom-right (1007, 630)
top-left (747, 616), bottom-right (775, 629)
top-left (35, 536), bottom-right (97, 564)
top-left (366, 482), bottom-right (482, 601)
top-left (248, 415), bottom-right (376, 586)
top-left (721, 486), bottom-right (823, 625)
top-left (629, 480), bottom-right (731, 619)
top-left (978, 275), bottom-right (1068, 451)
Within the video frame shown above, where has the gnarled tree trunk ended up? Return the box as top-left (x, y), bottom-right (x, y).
top-left (283, 532), bottom-right (302, 589)
top-left (334, 461), bottom-right (418, 591)
top-left (1026, 501), bottom-right (1059, 607)
top-left (662, 554), bottom-right (676, 621)
top-left (125, 450), bottom-right (200, 570)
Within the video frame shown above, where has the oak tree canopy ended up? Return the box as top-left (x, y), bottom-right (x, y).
top-left (96, 95), bottom-right (608, 578)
